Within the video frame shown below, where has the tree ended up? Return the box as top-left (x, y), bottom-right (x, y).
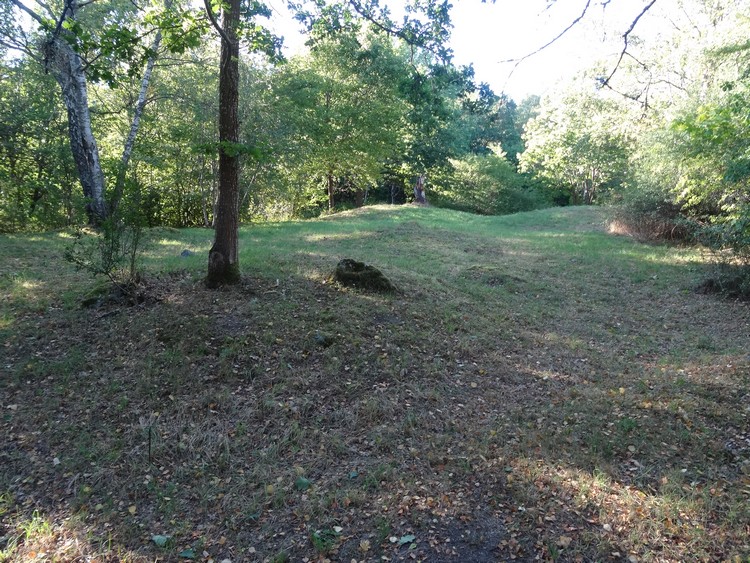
top-left (203, 0), bottom-right (241, 287)
top-left (0, 0), bottom-right (195, 223)
top-left (0, 57), bottom-right (78, 230)
top-left (273, 31), bottom-right (407, 212)
top-left (520, 84), bottom-right (634, 204)
top-left (203, 0), bottom-right (277, 286)
top-left (9, 0), bottom-right (109, 221)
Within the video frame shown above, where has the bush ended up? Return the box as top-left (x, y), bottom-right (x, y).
top-left (64, 201), bottom-right (146, 297)
top-left (430, 153), bottom-right (549, 215)
top-left (696, 209), bottom-right (750, 297)
top-left (610, 187), bottom-right (695, 243)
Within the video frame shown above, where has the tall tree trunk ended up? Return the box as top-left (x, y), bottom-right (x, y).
top-left (110, 24), bottom-right (164, 217)
top-left (413, 174), bottom-right (426, 204)
top-left (44, 29), bottom-right (107, 223)
top-left (206, 0), bottom-right (241, 288)
top-left (327, 171), bottom-right (335, 211)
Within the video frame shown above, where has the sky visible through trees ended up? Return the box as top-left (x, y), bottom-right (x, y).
top-left (267, 0), bottom-right (671, 100)
top-left (2, 0), bottom-right (750, 560)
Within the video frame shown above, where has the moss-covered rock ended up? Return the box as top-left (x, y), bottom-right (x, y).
top-left (332, 258), bottom-right (397, 293)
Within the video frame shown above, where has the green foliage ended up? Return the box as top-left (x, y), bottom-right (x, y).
top-left (520, 85), bottom-right (634, 205)
top-left (0, 59), bottom-right (80, 231)
top-left (0, 0), bottom-right (548, 228)
top-left (48, 0), bottom-right (148, 88)
top-left (671, 83), bottom-right (750, 214)
top-left (309, 528), bottom-right (340, 554)
top-left (430, 150), bottom-right (548, 215)
top-left (695, 207), bottom-right (750, 297)
top-left (612, 186), bottom-right (696, 243)
top-left (124, 57), bottom-right (220, 227)
top-left (143, 5), bottom-right (206, 55)
top-left (64, 200), bottom-right (146, 292)
top-left (253, 30), bottom-right (408, 214)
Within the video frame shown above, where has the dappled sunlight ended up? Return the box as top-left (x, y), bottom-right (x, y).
top-left (1, 276), bottom-right (49, 308)
top-left (614, 246), bottom-right (704, 267)
top-left (496, 456), bottom-right (734, 561)
top-left (3, 206), bottom-right (749, 561)
top-left (1, 508), bottom-right (145, 562)
top-left (151, 238), bottom-right (190, 249)
top-left (0, 314), bottom-right (13, 330)
top-left (17, 279), bottom-right (42, 291)
top-left (147, 237), bottom-right (211, 254)
top-left (302, 230), bottom-right (373, 242)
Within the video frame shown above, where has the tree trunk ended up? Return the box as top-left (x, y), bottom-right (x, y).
top-left (110, 25), bottom-right (163, 217)
top-left (327, 171), bottom-right (335, 211)
top-left (354, 188), bottom-right (365, 207)
top-left (43, 13), bottom-right (107, 224)
top-left (206, 0), bottom-right (241, 288)
top-left (413, 174), bottom-right (426, 204)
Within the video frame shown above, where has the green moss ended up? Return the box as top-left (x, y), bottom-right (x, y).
top-left (205, 259), bottom-right (241, 288)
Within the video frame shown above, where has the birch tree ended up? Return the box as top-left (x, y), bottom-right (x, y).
top-left (2, 0), bottom-right (107, 221)
top-left (0, 0), bottom-right (190, 223)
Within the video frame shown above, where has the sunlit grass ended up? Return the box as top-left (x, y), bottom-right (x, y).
top-left (1, 205), bottom-right (748, 561)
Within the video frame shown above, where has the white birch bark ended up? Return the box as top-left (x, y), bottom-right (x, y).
top-left (111, 26), bottom-right (163, 214)
top-left (43, 28), bottom-right (107, 222)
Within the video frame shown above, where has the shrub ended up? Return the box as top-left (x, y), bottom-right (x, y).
top-left (64, 200), bottom-right (146, 297)
top-left (610, 187), bottom-right (695, 243)
top-left (695, 209), bottom-right (750, 297)
top-left (430, 153), bottom-right (549, 215)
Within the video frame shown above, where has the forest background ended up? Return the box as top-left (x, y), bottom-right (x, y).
top-left (1, 0), bottom-right (748, 262)
top-left (2, 1), bottom-right (750, 561)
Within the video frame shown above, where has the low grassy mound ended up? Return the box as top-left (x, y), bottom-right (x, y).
top-left (1, 206), bottom-right (748, 562)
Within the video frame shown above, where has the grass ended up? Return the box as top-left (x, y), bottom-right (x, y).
top-left (1, 204), bottom-right (749, 562)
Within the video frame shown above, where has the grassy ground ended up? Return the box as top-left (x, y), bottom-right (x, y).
top-left (1, 205), bottom-right (749, 562)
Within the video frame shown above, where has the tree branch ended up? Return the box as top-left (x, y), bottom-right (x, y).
top-left (500, 0), bottom-right (591, 81)
top-left (9, 0), bottom-right (45, 25)
top-left (346, 0), bottom-right (451, 61)
top-left (203, 0), bottom-right (233, 45)
top-left (50, 0), bottom-right (75, 42)
top-left (34, 0), bottom-right (57, 18)
top-left (599, 0), bottom-right (658, 88)
top-left (0, 36), bottom-right (38, 59)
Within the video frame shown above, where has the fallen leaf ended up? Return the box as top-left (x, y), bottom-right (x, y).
top-left (398, 534), bottom-right (416, 546)
top-left (152, 535), bottom-right (171, 548)
top-left (295, 476), bottom-right (312, 491)
top-left (128, 505), bottom-right (137, 515)
top-left (558, 536), bottom-right (572, 548)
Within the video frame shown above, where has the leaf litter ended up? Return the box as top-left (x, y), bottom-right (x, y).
top-left (1, 206), bottom-right (749, 562)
